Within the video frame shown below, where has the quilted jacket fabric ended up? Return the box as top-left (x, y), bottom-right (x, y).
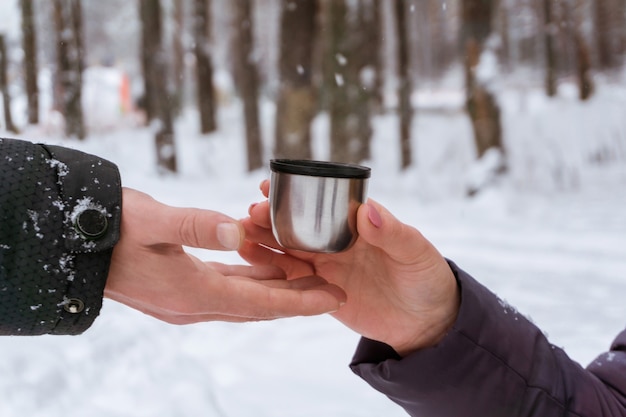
top-left (351, 262), bottom-right (626, 417)
top-left (0, 138), bottom-right (121, 335)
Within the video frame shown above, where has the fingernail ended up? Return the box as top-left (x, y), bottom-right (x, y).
top-left (367, 204), bottom-right (382, 228)
top-left (248, 202), bottom-right (258, 214)
top-left (326, 302), bottom-right (346, 314)
top-left (217, 223), bottom-right (241, 250)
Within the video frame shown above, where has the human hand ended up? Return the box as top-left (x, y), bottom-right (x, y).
top-left (104, 188), bottom-right (346, 324)
top-left (239, 181), bottom-right (460, 355)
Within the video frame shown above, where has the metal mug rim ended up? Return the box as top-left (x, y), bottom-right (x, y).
top-left (270, 159), bottom-right (371, 179)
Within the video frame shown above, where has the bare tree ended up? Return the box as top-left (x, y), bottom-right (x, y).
top-left (0, 35), bottom-right (18, 134)
top-left (562, 0), bottom-right (594, 100)
top-left (543, 0), bottom-right (557, 96)
top-left (139, 0), bottom-right (178, 173)
top-left (193, 0), bottom-right (217, 133)
top-left (274, 0), bottom-right (318, 160)
top-left (496, 0), bottom-right (512, 71)
top-left (353, 0), bottom-right (381, 162)
top-left (322, 0), bottom-right (377, 164)
top-left (233, 0), bottom-right (263, 171)
top-left (140, 0), bottom-right (160, 122)
top-left (21, 0), bottom-right (38, 125)
top-left (325, 0), bottom-right (352, 163)
top-left (171, 0), bottom-right (186, 116)
top-left (411, 0), bottom-right (456, 82)
top-left (593, 0), bottom-right (617, 70)
top-left (461, 0), bottom-right (504, 161)
top-left (361, 0), bottom-right (383, 113)
top-left (395, 0), bottom-right (412, 169)
top-left (53, 0), bottom-right (86, 139)
top-left (619, 0), bottom-right (626, 59)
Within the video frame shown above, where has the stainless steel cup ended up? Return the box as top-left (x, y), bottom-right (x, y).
top-left (269, 159), bottom-right (371, 253)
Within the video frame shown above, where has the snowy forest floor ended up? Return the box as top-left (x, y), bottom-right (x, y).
top-left (1, 78), bottom-right (626, 416)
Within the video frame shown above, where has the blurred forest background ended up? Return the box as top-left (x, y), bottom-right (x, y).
top-left (2, 4), bottom-right (626, 416)
top-left (0, 0), bottom-right (624, 183)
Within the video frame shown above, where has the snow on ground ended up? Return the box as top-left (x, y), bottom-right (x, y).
top-left (1, 77), bottom-right (626, 416)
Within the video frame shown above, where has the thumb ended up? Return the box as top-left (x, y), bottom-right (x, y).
top-left (356, 199), bottom-right (432, 265)
top-left (160, 205), bottom-right (244, 250)
top-left (122, 188), bottom-right (244, 250)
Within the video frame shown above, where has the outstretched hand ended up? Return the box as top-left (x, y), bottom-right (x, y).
top-left (104, 188), bottom-right (346, 324)
top-left (240, 181), bottom-right (460, 355)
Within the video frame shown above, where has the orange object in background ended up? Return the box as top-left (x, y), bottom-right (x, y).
top-left (119, 72), bottom-right (132, 114)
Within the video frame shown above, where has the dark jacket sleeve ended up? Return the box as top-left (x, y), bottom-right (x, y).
top-left (0, 138), bottom-right (122, 335)
top-left (350, 261), bottom-right (626, 417)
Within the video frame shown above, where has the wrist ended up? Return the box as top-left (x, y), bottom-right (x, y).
top-left (391, 265), bottom-right (461, 356)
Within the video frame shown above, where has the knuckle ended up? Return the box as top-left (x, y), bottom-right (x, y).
top-left (178, 211), bottom-right (203, 247)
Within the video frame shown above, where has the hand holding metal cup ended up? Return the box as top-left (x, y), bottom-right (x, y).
top-left (269, 159), bottom-right (371, 253)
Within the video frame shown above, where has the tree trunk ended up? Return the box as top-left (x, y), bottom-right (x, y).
top-left (317, 0), bottom-right (333, 113)
top-left (353, 0), bottom-right (380, 162)
top-left (461, 0), bottom-right (504, 161)
top-left (139, 0), bottom-right (177, 173)
top-left (363, 0), bottom-right (383, 114)
top-left (233, 0), bottom-right (263, 171)
top-left (53, 0), bottom-right (86, 139)
top-left (543, 0), bottom-right (557, 97)
top-left (171, 0), bottom-right (185, 117)
top-left (153, 53), bottom-right (178, 174)
top-left (139, 0), bottom-right (161, 123)
top-left (193, 0), bottom-right (217, 133)
top-left (21, 0), bottom-right (39, 125)
top-left (395, 0), bottom-right (412, 169)
top-left (497, 0), bottom-right (511, 71)
top-left (326, 0), bottom-right (352, 163)
top-left (574, 32), bottom-right (594, 100)
top-left (619, 0), bottom-right (626, 58)
top-left (0, 35), bottom-right (18, 134)
top-left (565, 0), bottom-right (594, 100)
top-left (274, 0), bottom-right (317, 160)
top-left (593, 0), bottom-right (615, 70)
top-left (324, 0), bottom-right (375, 164)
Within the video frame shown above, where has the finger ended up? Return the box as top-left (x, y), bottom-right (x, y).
top-left (205, 262), bottom-right (287, 280)
top-left (144, 307), bottom-right (329, 325)
top-left (156, 204), bottom-right (245, 250)
top-left (356, 199), bottom-right (434, 266)
top-left (218, 279), bottom-right (347, 318)
top-left (238, 240), bottom-right (315, 279)
top-left (248, 200), bottom-right (272, 229)
top-left (109, 275), bottom-right (346, 322)
top-left (260, 179), bottom-right (270, 198)
top-left (110, 297), bottom-right (270, 324)
top-left (242, 275), bottom-right (332, 290)
top-left (241, 216), bottom-right (282, 248)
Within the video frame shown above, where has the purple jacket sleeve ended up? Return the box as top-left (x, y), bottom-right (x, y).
top-left (350, 262), bottom-right (626, 417)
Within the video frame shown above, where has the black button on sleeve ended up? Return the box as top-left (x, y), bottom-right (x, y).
top-left (75, 209), bottom-right (108, 239)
